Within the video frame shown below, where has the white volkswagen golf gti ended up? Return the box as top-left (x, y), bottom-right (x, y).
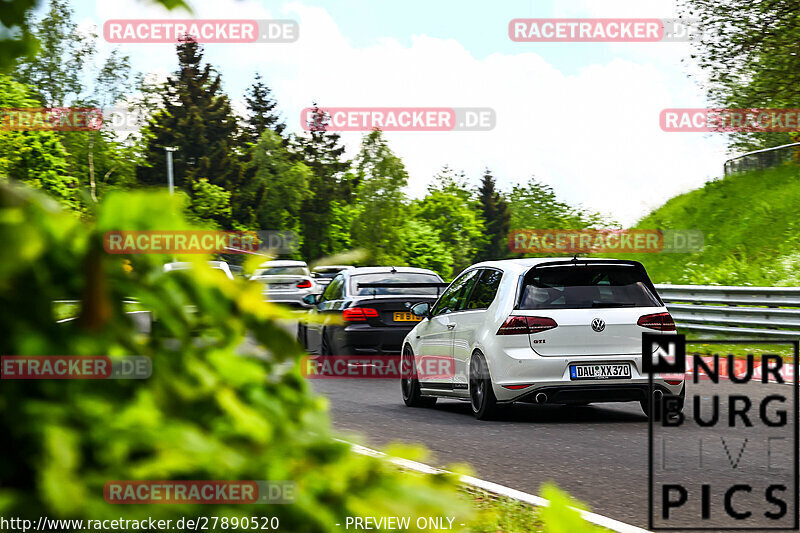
top-left (400, 258), bottom-right (685, 419)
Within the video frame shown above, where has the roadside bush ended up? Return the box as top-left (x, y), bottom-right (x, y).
top-left (0, 183), bottom-right (468, 531)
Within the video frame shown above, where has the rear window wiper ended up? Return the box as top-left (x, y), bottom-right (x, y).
top-left (591, 301), bottom-right (635, 308)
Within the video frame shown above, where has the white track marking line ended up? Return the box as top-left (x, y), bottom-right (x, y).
top-left (341, 440), bottom-right (651, 533)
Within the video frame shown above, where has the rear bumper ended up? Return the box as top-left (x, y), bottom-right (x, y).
top-left (331, 324), bottom-right (417, 355)
top-left (486, 345), bottom-right (685, 402)
top-left (514, 382), bottom-right (684, 404)
top-left (263, 289), bottom-right (316, 308)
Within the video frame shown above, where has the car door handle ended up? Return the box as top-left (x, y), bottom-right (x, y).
top-left (447, 324), bottom-right (456, 329)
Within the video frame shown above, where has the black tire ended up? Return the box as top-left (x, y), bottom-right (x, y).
top-left (401, 346), bottom-right (437, 407)
top-left (469, 352), bottom-right (500, 420)
top-left (320, 330), bottom-right (332, 356)
top-left (639, 398), bottom-right (659, 420)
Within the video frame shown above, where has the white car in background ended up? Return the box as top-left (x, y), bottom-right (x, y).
top-left (251, 260), bottom-right (319, 307)
top-left (163, 260), bottom-right (234, 280)
top-left (400, 258), bottom-right (684, 420)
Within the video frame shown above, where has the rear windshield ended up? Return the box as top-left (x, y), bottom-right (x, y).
top-left (351, 273), bottom-right (443, 296)
top-left (315, 267), bottom-right (346, 273)
top-left (253, 266), bottom-right (308, 276)
top-left (314, 271), bottom-right (340, 279)
top-left (518, 265), bottom-right (661, 310)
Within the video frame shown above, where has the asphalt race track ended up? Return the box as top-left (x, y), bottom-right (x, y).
top-left (312, 377), bottom-right (797, 529)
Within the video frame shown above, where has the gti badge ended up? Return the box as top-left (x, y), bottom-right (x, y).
top-left (591, 318), bottom-right (605, 332)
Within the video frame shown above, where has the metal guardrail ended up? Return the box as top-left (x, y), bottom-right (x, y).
top-left (55, 287), bottom-right (800, 339)
top-left (654, 284), bottom-right (800, 338)
top-left (723, 141), bottom-right (800, 176)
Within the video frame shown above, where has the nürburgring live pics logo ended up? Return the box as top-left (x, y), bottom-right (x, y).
top-left (646, 334), bottom-right (799, 530)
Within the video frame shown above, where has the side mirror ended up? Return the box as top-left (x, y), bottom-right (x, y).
top-left (302, 294), bottom-right (319, 306)
top-left (410, 302), bottom-right (431, 318)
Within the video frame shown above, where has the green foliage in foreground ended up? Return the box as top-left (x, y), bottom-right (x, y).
top-left (0, 182), bottom-right (608, 531)
top-left (467, 483), bottom-right (605, 533)
top-left (538, 483), bottom-right (605, 533)
top-left (467, 494), bottom-right (542, 532)
top-left (616, 163), bottom-right (800, 286)
top-left (0, 184), bottom-right (471, 531)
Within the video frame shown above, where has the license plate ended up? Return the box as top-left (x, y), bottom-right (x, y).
top-left (569, 363), bottom-right (631, 380)
top-left (393, 312), bottom-right (422, 322)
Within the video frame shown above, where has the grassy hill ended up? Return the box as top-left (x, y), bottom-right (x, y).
top-left (618, 163), bottom-right (800, 286)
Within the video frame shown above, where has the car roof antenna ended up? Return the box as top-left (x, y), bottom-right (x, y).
top-left (390, 266), bottom-right (397, 273)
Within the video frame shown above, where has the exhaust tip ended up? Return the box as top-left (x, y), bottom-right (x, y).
top-left (535, 392), bottom-right (548, 404)
top-left (653, 389), bottom-right (664, 401)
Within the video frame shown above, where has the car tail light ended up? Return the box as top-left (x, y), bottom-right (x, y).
top-left (637, 312), bottom-right (676, 331)
top-left (502, 384), bottom-right (534, 390)
top-left (497, 316), bottom-right (557, 335)
top-left (296, 279), bottom-right (313, 288)
top-left (665, 379), bottom-right (684, 385)
top-left (342, 307), bottom-right (379, 322)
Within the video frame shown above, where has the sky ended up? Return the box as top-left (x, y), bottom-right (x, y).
top-left (69, 0), bottom-right (730, 225)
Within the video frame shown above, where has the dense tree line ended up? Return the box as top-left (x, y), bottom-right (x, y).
top-left (682, 0), bottom-right (800, 152)
top-left (2, 1), bottom-right (606, 279)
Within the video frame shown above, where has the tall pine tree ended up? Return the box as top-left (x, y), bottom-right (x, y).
top-left (136, 37), bottom-right (243, 227)
top-left (236, 73), bottom-right (288, 226)
top-left (476, 169), bottom-right (511, 261)
top-left (291, 104), bottom-right (353, 260)
top-left (243, 73), bottom-right (285, 144)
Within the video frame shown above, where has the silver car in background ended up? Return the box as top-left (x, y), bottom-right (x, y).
top-left (251, 260), bottom-right (319, 307)
top-left (311, 265), bottom-right (355, 289)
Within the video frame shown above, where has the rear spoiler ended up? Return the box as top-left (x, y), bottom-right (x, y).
top-left (356, 282), bottom-right (450, 297)
top-left (515, 259), bottom-right (664, 307)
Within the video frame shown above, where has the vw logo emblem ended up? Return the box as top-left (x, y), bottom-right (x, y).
top-left (591, 318), bottom-right (606, 332)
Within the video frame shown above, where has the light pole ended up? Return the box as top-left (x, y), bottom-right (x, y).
top-left (164, 147), bottom-right (178, 194)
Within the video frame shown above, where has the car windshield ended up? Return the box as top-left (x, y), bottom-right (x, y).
top-left (253, 266), bottom-right (308, 276)
top-left (518, 264), bottom-right (661, 310)
top-left (350, 273), bottom-right (443, 296)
